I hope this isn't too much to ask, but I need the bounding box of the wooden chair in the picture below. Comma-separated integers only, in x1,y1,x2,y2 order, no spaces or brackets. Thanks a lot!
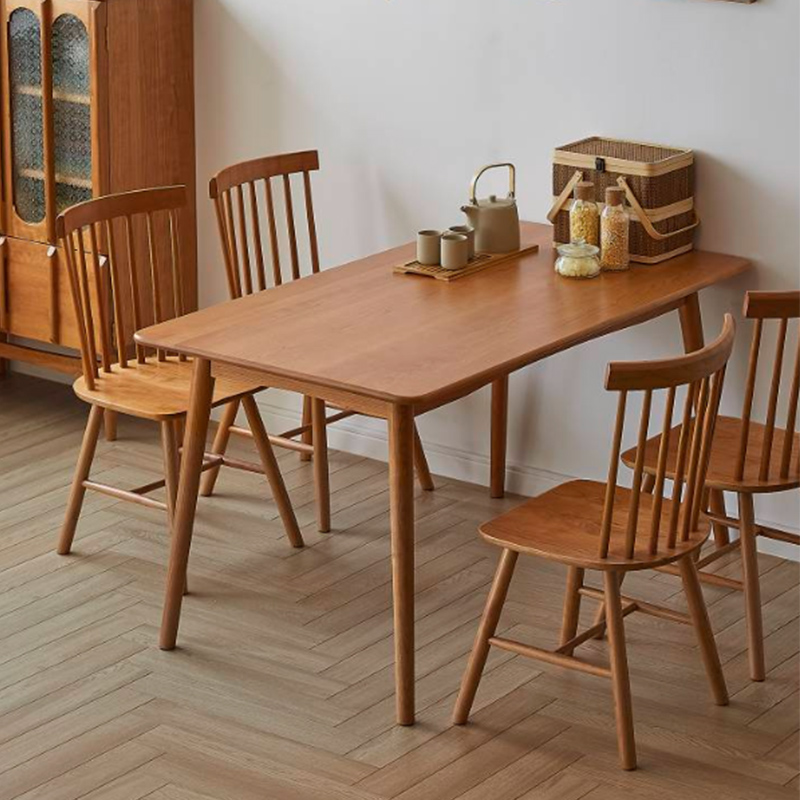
58,186,304,559
454,316,736,771
621,291,800,682
199,151,434,532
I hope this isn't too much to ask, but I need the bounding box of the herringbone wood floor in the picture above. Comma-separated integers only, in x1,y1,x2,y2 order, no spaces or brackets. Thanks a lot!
0,374,798,799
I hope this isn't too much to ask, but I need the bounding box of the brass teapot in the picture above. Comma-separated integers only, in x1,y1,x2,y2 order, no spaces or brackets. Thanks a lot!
461,163,520,254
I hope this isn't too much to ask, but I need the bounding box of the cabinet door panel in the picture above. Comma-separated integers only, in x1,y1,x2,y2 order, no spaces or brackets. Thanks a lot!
51,3,105,216
2,3,49,241
0,236,82,348
1,1,106,243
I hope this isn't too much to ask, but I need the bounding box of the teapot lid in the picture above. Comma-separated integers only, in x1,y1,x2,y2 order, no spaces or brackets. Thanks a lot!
474,193,516,209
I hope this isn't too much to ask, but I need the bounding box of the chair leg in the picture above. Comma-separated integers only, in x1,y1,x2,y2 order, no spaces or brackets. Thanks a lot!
592,572,625,640
453,548,518,724
161,419,180,521
739,492,765,681
413,424,435,492
311,397,331,533
593,480,652,639
199,399,239,497
104,409,118,442
604,570,636,771
559,567,585,655
241,395,304,548
161,418,188,596
300,395,313,462
59,404,104,555
708,488,730,547
678,555,728,705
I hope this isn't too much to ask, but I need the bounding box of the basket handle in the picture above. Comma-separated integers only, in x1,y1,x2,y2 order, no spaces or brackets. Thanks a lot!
617,176,700,241
546,170,583,223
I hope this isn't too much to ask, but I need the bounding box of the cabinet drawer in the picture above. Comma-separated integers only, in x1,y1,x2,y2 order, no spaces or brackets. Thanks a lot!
0,236,82,349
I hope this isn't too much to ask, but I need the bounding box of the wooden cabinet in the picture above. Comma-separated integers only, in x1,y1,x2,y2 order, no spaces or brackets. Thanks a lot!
0,0,195,375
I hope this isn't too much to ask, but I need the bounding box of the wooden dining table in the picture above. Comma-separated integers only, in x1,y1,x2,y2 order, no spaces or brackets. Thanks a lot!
135,221,751,726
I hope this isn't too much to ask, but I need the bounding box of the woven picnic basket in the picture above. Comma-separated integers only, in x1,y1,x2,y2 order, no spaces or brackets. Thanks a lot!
547,137,699,264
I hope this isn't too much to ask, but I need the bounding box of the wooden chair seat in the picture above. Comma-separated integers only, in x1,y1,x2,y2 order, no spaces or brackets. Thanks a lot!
73,356,263,420
480,480,709,571
622,416,800,494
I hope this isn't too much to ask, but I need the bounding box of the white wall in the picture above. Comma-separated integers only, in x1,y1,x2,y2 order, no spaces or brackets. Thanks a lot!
194,0,800,549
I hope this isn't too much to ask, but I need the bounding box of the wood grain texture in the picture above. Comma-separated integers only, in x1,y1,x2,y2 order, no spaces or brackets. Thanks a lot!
0,374,796,797
136,222,750,408
623,416,800,494
0,0,196,371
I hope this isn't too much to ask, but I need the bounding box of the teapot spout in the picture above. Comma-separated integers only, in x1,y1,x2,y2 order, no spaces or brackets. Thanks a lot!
461,204,477,220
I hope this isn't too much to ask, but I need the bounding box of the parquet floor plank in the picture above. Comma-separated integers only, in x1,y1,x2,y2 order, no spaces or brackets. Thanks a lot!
0,375,795,799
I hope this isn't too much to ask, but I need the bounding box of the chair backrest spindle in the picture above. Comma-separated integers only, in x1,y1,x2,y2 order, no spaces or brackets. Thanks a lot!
56,186,189,383
735,291,800,484
647,385,675,554
210,151,321,298
598,315,735,562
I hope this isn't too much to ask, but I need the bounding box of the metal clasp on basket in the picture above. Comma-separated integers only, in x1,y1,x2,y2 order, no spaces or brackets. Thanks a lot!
595,157,606,173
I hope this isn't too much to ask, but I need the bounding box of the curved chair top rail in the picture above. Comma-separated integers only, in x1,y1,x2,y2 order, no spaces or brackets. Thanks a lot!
209,150,322,295
210,150,319,199
606,314,736,392
56,186,187,239
744,290,800,320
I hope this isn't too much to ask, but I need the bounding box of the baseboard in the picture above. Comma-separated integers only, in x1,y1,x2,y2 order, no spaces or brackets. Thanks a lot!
254,395,799,563
9,361,74,385
253,395,570,498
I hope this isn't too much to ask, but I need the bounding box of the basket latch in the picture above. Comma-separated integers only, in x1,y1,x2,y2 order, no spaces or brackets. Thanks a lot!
595,157,606,173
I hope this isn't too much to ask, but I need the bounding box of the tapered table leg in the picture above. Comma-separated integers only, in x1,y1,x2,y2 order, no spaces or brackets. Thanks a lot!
388,403,416,725
679,292,705,353
311,397,331,533
159,358,215,651
490,376,508,499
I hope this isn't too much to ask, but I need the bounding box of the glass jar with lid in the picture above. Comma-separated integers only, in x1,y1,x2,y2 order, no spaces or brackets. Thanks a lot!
555,239,600,279
569,181,599,246
601,186,630,271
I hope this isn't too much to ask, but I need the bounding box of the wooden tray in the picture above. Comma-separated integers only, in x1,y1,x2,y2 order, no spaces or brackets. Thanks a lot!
393,243,540,282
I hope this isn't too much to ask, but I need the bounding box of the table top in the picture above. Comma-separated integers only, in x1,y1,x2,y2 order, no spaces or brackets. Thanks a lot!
136,223,751,407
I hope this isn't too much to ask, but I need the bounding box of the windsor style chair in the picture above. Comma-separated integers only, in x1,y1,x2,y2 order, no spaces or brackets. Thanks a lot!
58,186,304,558
454,316,736,771
622,291,800,682
199,151,434,532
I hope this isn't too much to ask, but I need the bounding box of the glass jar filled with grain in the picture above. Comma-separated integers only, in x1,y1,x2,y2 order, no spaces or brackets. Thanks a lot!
601,186,630,271
555,239,600,279
569,181,599,246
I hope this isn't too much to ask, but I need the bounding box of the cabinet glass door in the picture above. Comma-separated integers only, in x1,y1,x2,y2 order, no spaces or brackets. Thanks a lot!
8,8,45,225
52,13,92,214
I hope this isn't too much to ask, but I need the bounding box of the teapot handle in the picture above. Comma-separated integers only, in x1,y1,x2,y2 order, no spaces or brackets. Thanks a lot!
470,163,516,205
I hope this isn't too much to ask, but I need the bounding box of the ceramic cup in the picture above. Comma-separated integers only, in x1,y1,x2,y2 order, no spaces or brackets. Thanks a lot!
448,225,475,259
440,233,469,270
417,230,442,266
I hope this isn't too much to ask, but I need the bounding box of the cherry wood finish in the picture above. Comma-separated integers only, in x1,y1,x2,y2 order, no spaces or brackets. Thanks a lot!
201,151,433,533
57,186,301,559
0,0,196,378
623,290,800,682
456,318,735,770
136,221,751,725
